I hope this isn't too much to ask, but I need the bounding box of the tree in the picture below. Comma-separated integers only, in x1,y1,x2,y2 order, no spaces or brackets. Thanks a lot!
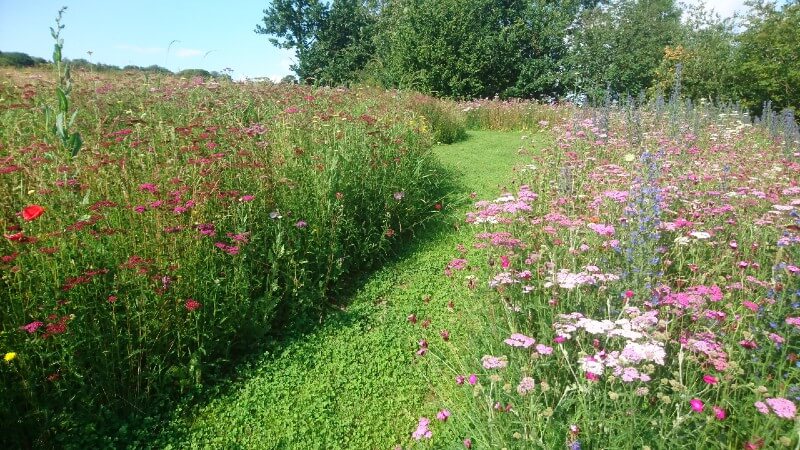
371,0,586,99
651,8,738,103
0,51,38,67
566,0,683,100
735,0,800,113
256,0,377,85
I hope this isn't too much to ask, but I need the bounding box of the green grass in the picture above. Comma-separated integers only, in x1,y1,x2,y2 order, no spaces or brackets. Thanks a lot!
140,131,543,448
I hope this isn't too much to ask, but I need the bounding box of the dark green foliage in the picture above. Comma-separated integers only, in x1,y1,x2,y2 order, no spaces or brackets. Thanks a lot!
0,51,40,67
651,9,739,103
176,68,213,78
256,0,378,85
566,0,683,100
372,0,584,99
735,0,800,114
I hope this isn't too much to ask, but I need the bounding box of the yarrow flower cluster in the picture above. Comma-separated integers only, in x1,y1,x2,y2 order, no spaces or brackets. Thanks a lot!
754,398,797,419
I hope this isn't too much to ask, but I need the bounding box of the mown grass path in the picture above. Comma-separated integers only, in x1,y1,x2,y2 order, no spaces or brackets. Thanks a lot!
158,131,544,449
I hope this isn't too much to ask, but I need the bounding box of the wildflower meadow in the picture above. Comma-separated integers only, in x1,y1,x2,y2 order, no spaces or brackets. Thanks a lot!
1,12,799,448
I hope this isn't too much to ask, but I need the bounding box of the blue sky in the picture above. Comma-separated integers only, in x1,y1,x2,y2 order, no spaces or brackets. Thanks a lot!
0,1,294,81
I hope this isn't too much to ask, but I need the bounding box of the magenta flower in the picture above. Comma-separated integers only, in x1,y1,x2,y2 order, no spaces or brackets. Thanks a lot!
500,255,510,269
436,409,450,421
702,374,718,385
713,406,726,420
19,321,44,334
468,374,477,385
690,398,704,412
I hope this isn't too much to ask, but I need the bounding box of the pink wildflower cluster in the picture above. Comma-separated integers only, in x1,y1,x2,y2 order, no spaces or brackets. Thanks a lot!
754,398,797,419
545,266,619,289
555,308,664,382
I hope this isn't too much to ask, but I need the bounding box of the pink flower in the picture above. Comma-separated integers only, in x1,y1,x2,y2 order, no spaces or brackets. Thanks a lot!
185,299,201,312
554,335,567,344
455,375,465,385
481,355,508,369
713,406,726,420
416,340,428,356
411,417,432,440
500,255,511,269
436,409,450,421
768,333,784,344
739,339,757,349
468,374,478,385
765,397,797,419
463,438,473,448
690,398,704,412
702,374,718,385
754,401,769,415
504,333,535,348
535,344,553,355
19,321,44,334
742,301,759,312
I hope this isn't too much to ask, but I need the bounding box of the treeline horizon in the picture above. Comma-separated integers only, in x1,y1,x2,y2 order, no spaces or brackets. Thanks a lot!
258,0,799,113
0,50,233,80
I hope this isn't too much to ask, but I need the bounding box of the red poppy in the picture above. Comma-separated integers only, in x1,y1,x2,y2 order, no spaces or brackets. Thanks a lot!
21,205,45,221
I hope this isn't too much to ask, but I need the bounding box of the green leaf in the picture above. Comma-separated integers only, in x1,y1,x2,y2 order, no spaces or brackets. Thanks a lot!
68,132,83,158
55,112,65,139
56,87,68,112
68,109,79,128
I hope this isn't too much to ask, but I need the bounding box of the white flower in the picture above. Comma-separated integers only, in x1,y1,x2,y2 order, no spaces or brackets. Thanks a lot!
674,236,691,246
690,231,711,239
